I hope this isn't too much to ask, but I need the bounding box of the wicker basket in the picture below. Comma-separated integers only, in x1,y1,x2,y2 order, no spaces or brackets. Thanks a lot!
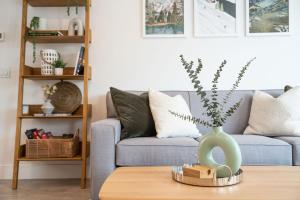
26,133,79,159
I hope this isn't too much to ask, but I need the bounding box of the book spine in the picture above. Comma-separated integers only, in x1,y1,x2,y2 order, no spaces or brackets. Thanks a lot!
28,33,59,36
76,46,85,75
73,52,80,75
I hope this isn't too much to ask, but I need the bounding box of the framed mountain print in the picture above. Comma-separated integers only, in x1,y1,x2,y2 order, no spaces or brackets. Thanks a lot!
143,0,186,37
194,0,238,37
246,0,291,36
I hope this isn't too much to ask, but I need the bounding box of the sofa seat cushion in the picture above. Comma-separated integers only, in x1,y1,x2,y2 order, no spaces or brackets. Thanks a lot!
196,135,292,165
116,137,198,166
276,137,300,165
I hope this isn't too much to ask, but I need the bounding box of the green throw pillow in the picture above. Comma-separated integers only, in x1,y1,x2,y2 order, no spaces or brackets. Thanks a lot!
110,87,156,140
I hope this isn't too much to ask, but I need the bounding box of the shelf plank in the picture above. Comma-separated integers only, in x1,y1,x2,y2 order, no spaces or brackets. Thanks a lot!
20,104,92,119
20,115,84,119
18,155,82,161
23,66,91,80
23,75,85,80
26,35,84,44
28,0,85,7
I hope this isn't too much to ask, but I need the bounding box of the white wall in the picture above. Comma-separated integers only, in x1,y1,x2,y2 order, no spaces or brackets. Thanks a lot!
0,0,299,179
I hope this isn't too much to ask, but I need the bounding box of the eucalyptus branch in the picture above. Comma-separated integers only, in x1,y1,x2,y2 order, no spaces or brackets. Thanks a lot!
222,58,256,105
169,111,212,127
221,98,243,123
180,55,211,117
210,60,226,126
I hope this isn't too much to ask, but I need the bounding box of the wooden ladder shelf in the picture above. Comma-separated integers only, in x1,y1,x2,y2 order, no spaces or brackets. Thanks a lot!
12,0,91,189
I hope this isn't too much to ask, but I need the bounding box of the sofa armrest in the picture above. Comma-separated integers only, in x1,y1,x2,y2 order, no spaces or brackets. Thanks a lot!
90,118,121,200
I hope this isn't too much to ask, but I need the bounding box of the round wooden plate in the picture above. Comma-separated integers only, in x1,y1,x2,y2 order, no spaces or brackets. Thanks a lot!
50,81,82,114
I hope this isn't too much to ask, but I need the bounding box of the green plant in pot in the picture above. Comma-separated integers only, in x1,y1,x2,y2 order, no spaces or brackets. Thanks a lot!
171,55,256,178
29,16,40,63
51,59,67,76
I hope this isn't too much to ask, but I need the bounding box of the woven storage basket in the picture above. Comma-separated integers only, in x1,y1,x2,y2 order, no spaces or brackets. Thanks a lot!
26,134,79,158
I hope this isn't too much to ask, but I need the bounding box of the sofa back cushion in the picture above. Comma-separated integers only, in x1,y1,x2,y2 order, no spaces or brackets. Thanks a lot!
189,90,254,134
106,89,283,134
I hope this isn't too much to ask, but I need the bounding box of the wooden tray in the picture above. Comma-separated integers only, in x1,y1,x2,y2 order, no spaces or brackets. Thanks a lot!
172,165,243,187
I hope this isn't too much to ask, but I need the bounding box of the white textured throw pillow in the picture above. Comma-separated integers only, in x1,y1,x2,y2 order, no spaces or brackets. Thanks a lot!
244,87,300,136
149,90,201,138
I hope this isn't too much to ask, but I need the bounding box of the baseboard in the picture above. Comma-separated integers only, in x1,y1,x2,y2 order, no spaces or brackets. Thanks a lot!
0,163,90,180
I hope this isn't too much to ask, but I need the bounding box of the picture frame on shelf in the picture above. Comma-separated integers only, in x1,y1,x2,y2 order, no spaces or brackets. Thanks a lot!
246,0,291,36
143,0,186,38
194,0,238,37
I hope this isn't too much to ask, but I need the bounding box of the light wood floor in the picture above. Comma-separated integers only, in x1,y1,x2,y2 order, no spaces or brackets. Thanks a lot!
0,179,90,200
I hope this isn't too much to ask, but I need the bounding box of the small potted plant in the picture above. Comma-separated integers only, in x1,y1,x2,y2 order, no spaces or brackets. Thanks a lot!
52,59,67,76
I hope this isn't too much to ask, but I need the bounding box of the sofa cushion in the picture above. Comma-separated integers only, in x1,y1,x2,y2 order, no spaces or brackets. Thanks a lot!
189,90,283,135
116,137,198,166
196,135,292,165
116,135,292,167
149,90,200,138
245,87,300,137
276,137,300,165
110,87,156,139
189,90,254,134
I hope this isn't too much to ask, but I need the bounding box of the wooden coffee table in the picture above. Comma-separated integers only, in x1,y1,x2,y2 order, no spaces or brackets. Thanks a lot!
99,166,300,200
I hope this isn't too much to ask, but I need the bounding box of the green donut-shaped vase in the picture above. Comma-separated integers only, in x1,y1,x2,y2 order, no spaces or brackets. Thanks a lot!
198,127,242,178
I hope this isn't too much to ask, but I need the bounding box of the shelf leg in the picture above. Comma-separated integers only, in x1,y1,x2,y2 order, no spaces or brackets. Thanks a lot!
80,0,91,189
12,160,20,189
80,142,87,189
12,0,27,189
12,119,22,189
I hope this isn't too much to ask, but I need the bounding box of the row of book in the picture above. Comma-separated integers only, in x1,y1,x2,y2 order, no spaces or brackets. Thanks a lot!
27,30,64,37
74,46,85,75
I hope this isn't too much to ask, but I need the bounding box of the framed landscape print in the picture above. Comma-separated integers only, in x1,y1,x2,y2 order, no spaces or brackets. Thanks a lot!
194,0,238,37
246,0,290,36
143,0,185,37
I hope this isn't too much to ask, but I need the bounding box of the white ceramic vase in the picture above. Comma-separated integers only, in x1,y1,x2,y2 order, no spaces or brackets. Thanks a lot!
198,127,242,178
40,49,60,75
41,99,54,115
55,68,64,75
68,18,84,36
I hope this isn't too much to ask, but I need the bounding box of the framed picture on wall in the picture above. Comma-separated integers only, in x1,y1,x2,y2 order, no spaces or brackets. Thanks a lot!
194,0,238,37
246,0,291,36
143,0,186,37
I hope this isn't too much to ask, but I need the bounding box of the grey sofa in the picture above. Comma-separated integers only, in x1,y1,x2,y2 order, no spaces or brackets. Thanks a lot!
91,90,300,200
